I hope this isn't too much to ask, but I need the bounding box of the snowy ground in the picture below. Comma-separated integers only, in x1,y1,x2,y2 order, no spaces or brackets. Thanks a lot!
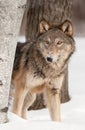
0,37,85,130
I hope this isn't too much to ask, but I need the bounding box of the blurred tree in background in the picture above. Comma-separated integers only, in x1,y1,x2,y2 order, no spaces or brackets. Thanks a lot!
73,0,85,36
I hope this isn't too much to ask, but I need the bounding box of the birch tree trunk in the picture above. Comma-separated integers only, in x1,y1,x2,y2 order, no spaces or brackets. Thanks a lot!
0,0,26,123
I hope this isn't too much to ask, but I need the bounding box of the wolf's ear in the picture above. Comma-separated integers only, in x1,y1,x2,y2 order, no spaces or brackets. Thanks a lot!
59,20,73,37
39,20,50,34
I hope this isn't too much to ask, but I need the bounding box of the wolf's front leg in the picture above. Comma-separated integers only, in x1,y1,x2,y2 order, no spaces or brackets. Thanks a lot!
21,92,36,119
45,87,61,122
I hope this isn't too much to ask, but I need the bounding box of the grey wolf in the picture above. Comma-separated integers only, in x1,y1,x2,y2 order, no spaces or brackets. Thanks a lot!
12,20,75,121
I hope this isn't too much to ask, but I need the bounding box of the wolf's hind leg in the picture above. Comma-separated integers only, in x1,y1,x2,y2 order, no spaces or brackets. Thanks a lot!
12,83,27,117
21,92,36,119
45,87,61,122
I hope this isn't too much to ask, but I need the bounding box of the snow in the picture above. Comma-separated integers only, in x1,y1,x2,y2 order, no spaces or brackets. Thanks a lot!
0,37,85,130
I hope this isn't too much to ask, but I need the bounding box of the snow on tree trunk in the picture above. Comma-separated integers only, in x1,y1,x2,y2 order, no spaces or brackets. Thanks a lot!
0,0,26,123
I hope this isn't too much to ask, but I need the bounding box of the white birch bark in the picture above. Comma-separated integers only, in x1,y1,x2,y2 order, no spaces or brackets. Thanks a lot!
0,0,26,123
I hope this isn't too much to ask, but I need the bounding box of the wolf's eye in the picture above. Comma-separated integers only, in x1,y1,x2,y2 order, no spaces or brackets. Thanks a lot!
57,41,63,46
44,41,49,47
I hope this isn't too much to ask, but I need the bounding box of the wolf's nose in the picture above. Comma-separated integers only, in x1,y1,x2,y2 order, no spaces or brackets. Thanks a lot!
46,57,53,63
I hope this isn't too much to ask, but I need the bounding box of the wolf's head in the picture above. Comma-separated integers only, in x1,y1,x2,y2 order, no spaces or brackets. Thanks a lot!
36,20,75,69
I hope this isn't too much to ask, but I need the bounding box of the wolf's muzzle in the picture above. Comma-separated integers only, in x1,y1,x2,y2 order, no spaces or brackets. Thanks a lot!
46,57,53,63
